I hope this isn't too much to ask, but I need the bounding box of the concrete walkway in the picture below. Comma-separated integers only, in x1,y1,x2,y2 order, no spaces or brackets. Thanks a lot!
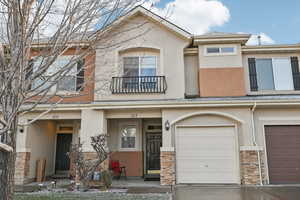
174,186,300,200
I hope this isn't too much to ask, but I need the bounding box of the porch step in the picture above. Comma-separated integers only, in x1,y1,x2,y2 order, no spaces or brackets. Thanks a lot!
144,174,160,181
52,172,70,179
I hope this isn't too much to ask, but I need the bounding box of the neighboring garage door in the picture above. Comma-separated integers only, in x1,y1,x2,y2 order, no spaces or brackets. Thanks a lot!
265,125,300,184
176,126,239,184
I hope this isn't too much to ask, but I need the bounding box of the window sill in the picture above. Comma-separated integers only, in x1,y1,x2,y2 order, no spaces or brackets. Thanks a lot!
56,91,80,96
248,90,300,96
204,53,237,57
118,148,138,152
28,91,80,96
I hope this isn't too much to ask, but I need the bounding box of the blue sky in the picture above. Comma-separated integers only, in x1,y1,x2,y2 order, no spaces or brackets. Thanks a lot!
151,0,300,45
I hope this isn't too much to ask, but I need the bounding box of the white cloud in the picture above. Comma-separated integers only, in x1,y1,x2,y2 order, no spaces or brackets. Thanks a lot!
246,33,275,45
143,0,230,34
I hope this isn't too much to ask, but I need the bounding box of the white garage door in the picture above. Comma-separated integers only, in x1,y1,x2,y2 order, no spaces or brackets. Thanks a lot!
176,126,239,184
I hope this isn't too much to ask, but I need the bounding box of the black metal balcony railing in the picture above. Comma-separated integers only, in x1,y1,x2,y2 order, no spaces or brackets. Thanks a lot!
110,76,167,94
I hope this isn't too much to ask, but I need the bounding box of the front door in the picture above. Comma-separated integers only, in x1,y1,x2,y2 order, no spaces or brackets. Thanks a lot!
146,133,162,178
55,134,72,172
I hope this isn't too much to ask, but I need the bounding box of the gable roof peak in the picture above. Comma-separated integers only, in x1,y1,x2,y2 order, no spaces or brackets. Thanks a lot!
123,5,192,40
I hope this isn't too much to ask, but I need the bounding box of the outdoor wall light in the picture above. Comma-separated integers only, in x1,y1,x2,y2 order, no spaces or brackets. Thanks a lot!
165,120,170,131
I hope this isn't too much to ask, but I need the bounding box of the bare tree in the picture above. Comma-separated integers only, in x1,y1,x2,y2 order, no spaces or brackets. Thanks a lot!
0,0,150,199
68,135,110,189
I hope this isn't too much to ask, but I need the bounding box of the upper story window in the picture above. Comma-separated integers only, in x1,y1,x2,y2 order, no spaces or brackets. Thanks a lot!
205,46,236,56
32,56,85,92
123,56,157,77
110,52,167,94
248,57,300,92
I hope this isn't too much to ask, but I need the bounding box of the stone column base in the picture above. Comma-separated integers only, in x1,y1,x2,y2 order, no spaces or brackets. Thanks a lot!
160,147,175,185
72,152,109,182
15,152,31,185
83,152,109,170
240,148,265,185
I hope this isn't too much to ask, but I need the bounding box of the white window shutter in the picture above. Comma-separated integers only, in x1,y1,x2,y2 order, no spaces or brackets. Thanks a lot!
272,58,294,90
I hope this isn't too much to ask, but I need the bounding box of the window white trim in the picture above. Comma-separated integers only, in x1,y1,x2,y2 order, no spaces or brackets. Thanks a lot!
204,45,237,56
272,57,293,90
118,122,138,151
254,57,294,91
32,55,80,93
56,124,74,133
123,55,157,76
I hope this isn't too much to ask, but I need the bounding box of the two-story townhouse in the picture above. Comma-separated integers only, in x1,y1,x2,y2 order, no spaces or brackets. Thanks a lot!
15,6,300,186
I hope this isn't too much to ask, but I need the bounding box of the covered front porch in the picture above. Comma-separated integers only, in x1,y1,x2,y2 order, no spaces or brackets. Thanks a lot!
15,110,82,185
107,118,162,181
16,119,81,184
15,108,166,186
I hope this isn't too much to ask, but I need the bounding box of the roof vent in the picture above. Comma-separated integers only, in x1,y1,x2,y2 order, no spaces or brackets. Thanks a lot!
258,35,262,45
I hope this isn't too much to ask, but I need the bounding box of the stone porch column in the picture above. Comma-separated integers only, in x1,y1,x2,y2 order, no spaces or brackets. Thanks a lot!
160,147,175,185
15,122,31,185
240,146,265,185
160,114,176,186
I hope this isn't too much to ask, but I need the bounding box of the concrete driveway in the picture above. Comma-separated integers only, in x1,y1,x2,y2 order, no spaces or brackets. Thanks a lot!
174,186,300,200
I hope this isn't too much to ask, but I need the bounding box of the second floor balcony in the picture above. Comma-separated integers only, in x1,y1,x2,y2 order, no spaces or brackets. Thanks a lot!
110,76,167,94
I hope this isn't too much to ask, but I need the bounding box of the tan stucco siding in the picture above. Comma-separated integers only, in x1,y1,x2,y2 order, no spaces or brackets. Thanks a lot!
107,119,143,152
198,44,243,68
26,121,57,179
106,108,161,119
95,15,189,100
196,43,245,97
80,109,106,152
23,111,81,120
199,67,246,97
184,55,199,96
162,107,253,148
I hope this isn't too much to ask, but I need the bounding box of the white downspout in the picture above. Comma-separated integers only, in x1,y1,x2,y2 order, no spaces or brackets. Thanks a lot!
251,102,263,186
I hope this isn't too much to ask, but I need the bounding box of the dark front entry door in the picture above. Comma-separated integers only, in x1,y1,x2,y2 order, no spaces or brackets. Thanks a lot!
146,133,162,178
55,134,72,172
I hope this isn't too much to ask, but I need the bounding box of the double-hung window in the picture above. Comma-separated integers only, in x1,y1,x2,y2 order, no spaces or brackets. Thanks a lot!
120,125,137,149
123,56,157,90
123,56,157,76
32,56,85,92
248,57,300,91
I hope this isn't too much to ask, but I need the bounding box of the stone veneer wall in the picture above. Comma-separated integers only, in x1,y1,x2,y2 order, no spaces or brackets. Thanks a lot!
73,152,109,182
160,150,175,185
240,150,265,185
82,152,109,170
15,152,31,185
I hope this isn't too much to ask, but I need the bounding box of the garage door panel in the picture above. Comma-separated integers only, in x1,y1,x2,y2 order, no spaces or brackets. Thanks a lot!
177,163,234,173
178,172,237,184
177,141,234,150
178,136,235,143
176,126,238,184
177,159,235,167
269,161,300,168
177,150,235,157
265,125,300,184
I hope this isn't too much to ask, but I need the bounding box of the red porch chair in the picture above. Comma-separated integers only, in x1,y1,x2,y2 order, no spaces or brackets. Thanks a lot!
110,160,127,179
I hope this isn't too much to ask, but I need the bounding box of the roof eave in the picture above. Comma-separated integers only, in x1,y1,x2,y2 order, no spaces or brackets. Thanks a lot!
133,6,192,40
193,35,251,45
242,44,300,54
